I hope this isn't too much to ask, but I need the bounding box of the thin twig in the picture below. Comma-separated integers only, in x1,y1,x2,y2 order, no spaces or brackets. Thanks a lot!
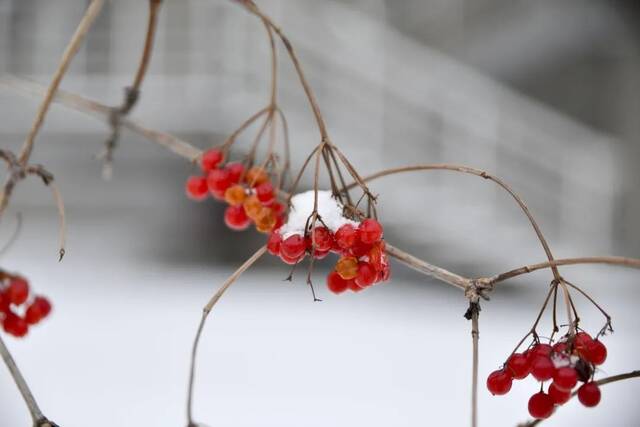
471,307,480,427
186,245,267,427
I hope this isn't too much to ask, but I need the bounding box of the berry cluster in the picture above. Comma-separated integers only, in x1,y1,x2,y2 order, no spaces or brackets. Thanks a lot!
185,149,285,234
0,275,52,338
487,332,607,420
267,218,390,294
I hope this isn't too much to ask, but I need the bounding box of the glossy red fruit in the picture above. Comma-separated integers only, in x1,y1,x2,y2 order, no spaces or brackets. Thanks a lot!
267,232,282,256
355,263,376,288
207,169,231,194
553,367,578,390
335,224,357,249
225,162,245,184
312,227,333,252
0,292,9,313
201,149,224,172
327,271,349,294
281,235,306,259
3,313,28,337
255,182,275,204
548,382,571,405
552,341,568,354
574,332,593,356
529,343,553,359
531,356,555,382
528,392,555,419
358,219,383,244
507,353,530,379
577,382,601,407
25,296,52,325
224,205,251,231
185,176,208,200
6,278,29,305
486,369,512,395
350,237,373,258
586,340,607,365
279,252,302,265
347,279,363,292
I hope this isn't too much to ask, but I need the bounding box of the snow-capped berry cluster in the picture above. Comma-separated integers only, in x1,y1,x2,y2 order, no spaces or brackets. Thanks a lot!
0,274,52,338
487,332,607,420
185,148,285,234
265,191,390,294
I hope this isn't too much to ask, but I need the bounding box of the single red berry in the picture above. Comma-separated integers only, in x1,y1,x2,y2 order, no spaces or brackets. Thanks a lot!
200,149,224,172
507,353,530,379
0,292,9,313
529,343,553,359
312,227,333,252
528,392,555,419
486,369,512,395
553,367,578,390
530,355,555,382
185,176,209,200
577,382,601,407
6,278,29,305
552,341,568,354
281,234,306,259
224,205,251,231
347,279,363,292
225,162,245,184
355,262,376,288
279,252,302,265
548,382,571,405
255,181,275,204
3,312,28,337
25,297,51,325
585,340,607,365
327,271,349,294
574,332,593,357
335,224,357,249
350,237,373,258
207,169,231,194
358,219,383,244
266,232,282,256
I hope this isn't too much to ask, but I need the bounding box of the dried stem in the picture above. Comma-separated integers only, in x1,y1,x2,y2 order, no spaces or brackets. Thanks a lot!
522,370,640,427
17,0,104,167
186,245,267,427
0,333,45,424
471,306,480,427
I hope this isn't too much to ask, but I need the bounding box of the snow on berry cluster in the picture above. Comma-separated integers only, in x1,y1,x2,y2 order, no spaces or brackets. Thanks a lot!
185,149,286,234
266,191,390,294
487,332,607,420
0,275,52,338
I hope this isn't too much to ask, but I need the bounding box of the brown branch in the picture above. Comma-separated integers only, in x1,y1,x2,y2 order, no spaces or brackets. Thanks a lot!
186,245,267,427
470,306,480,427
521,370,640,427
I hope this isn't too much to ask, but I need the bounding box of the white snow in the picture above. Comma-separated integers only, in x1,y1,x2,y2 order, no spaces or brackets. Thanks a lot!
278,190,359,238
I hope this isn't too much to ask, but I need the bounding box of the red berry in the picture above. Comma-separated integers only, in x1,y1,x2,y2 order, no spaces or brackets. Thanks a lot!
350,237,373,258
486,369,512,395
335,224,357,249
266,232,282,256
355,263,376,288
312,227,333,252
279,252,302,265
225,162,245,184
255,181,275,204
531,356,555,382
358,219,383,244
347,279,363,292
586,340,607,365
201,149,224,172
553,367,578,390
6,278,29,305
507,353,530,379
552,341,568,354
25,297,51,325
224,205,251,231
327,271,349,294
3,312,28,337
577,382,601,407
548,382,571,405
185,176,209,200
529,343,553,359
281,235,306,259
207,169,231,194
574,332,593,357
528,392,555,419
0,292,9,313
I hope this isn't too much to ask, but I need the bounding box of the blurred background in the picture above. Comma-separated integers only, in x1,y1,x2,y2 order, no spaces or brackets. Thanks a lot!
0,0,639,426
